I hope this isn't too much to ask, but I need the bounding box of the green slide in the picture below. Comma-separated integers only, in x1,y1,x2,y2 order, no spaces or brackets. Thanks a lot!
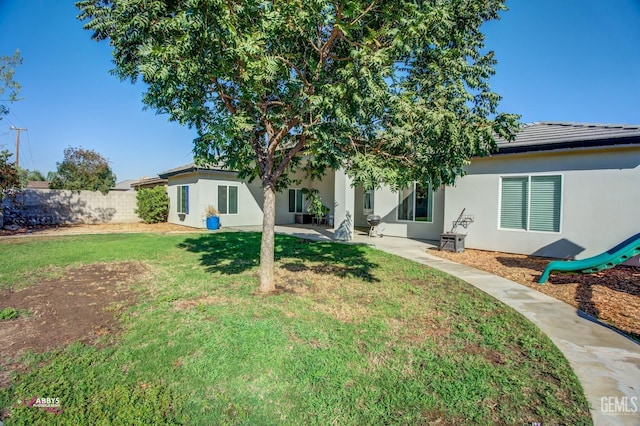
538,233,640,284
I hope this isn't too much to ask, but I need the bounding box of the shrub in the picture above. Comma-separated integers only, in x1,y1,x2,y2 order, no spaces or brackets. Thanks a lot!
135,186,169,224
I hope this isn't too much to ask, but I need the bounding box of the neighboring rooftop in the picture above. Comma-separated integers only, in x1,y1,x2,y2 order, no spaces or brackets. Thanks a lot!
112,179,138,191
495,122,640,154
158,162,232,178
130,176,168,190
26,181,50,189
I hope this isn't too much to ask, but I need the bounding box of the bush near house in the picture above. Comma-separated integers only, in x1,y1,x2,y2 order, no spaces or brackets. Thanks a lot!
135,186,168,224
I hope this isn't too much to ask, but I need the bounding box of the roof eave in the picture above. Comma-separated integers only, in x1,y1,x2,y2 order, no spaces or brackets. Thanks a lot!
495,135,640,155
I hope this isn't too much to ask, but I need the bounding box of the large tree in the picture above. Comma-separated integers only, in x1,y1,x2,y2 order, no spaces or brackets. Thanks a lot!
77,0,518,292
49,147,117,194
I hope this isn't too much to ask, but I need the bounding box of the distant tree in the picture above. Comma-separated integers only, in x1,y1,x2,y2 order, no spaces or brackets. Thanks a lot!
78,0,519,292
0,50,22,119
0,150,23,227
49,147,116,194
25,170,46,181
46,171,58,182
0,150,22,197
135,186,169,224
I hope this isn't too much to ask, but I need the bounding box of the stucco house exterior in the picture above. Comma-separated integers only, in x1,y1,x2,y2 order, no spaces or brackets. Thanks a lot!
159,122,640,260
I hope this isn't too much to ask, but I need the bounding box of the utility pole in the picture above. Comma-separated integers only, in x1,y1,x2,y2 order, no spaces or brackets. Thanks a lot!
9,125,26,168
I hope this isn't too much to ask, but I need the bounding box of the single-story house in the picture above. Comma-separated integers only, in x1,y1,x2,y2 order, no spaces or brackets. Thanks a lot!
158,122,640,260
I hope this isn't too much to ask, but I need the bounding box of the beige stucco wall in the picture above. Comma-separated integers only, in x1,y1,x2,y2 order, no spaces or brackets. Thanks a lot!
167,170,263,229
367,185,446,240
443,145,640,259
275,169,335,225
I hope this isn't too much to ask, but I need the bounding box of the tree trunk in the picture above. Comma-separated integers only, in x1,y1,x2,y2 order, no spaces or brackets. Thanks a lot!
258,184,276,293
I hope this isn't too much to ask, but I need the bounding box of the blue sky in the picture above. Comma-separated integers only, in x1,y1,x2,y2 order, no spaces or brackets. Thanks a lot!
1,1,639,181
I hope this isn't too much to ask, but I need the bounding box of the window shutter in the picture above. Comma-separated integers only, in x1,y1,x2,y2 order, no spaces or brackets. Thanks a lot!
500,177,528,230
288,190,295,212
229,186,238,214
184,186,189,214
296,189,303,213
530,176,561,232
218,186,227,214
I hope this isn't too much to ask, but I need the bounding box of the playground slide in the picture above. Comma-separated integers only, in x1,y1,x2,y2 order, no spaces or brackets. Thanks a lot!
538,233,640,284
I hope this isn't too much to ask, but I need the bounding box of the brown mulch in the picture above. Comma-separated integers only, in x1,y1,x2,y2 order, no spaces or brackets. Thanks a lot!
0,262,148,388
428,248,640,340
0,222,195,237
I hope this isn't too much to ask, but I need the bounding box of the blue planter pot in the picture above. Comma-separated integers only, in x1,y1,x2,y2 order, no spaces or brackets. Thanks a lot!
206,216,220,230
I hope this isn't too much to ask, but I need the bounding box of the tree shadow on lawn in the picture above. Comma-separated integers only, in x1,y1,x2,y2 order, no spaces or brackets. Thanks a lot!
177,232,379,282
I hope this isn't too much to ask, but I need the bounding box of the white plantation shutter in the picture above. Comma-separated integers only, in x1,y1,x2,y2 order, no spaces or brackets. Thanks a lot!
500,177,528,230
530,176,561,232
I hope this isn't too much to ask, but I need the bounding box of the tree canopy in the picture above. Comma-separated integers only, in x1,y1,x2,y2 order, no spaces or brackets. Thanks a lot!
25,170,46,181
0,150,22,202
77,0,519,291
49,147,117,194
0,50,22,119
0,51,23,211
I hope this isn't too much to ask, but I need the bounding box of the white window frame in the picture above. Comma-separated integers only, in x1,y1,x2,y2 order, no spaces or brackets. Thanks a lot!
288,188,304,213
396,182,433,223
218,185,239,215
363,189,374,215
177,185,189,214
498,173,563,233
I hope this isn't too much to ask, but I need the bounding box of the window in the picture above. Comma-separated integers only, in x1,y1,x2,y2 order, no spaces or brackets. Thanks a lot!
288,189,304,213
500,175,562,232
363,189,374,215
218,185,238,214
397,183,433,222
177,185,189,214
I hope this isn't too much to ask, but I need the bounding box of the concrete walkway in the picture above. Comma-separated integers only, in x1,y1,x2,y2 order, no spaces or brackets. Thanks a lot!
267,225,640,426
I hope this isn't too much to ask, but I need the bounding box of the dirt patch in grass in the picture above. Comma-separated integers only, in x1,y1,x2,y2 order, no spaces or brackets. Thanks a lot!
0,262,147,387
428,248,640,340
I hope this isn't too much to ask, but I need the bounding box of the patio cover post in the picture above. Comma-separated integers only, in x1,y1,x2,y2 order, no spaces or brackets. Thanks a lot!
333,168,355,241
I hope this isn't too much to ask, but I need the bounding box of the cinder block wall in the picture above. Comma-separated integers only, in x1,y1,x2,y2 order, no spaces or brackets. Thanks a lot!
3,189,140,225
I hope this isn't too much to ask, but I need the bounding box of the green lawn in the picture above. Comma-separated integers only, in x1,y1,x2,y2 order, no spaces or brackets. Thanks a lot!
0,232,591,425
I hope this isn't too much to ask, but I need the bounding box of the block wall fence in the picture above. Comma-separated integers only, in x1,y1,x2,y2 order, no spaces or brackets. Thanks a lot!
2,189,140,226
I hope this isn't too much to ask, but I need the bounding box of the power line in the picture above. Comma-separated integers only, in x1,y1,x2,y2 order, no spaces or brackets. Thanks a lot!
25,128,35,172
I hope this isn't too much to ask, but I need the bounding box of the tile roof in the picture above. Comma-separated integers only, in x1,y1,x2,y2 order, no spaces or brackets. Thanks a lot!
495,122,640,154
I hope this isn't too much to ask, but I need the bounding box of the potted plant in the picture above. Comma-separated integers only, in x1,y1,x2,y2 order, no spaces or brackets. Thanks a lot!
205,205,220,230
302,188,330,225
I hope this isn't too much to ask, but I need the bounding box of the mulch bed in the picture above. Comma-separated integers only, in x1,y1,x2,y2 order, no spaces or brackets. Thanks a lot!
428,248,640,341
